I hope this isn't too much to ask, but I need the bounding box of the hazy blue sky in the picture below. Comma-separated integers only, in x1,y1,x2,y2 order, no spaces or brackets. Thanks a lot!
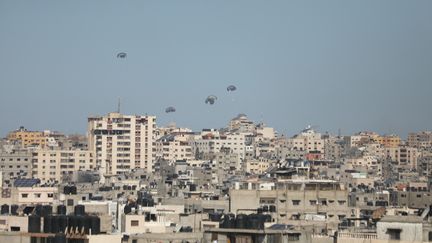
1,1,431,138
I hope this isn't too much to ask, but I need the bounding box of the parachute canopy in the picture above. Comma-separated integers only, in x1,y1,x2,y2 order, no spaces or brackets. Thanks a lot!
165,106,176,113
117,52,127,58
205,95,217,105
227,85,237,92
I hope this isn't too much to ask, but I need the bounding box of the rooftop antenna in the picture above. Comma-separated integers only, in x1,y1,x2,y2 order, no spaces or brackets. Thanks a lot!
117,97,121,113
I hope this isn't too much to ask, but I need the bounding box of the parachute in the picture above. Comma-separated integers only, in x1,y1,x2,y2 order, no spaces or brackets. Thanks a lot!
205,95,217,105
165,106,176,113
117,52,127,58
227,85,237,92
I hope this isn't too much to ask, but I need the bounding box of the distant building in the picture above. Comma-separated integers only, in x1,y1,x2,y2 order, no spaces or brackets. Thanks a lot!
32,149,95,183
228,114,255,133
0,150,32,184
385,146,419,170
87,112,156,177
373,135,401,148
408,131,432,148
7,126,47,148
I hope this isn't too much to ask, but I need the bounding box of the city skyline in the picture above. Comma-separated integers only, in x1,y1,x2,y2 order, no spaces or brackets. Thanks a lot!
1,0,432,137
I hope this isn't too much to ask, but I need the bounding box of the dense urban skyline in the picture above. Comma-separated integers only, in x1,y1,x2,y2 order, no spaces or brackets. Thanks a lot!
1,1,432,137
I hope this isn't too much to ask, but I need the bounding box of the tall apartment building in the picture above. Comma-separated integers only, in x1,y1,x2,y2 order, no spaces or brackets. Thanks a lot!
87,112,156,177
31,149,94,183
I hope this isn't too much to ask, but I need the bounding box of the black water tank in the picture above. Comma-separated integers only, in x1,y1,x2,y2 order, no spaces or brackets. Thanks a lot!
147,198,155,207
263,205,269,212
209,212,222,222
264,214,272,222
69,215,85,232
57,216,68,233
42,205,53,217
124,205,132,214
46,235,55,243
248,214,264,230
257,207,263,214
220,214,235,228
63,186,71,195
51,216,59,233
235,214,248,229
1,204,9,215
74,205,85,216
34,205,43,216
269,205,276,212
70,186,77,195
83,216,92,234
189,184,197,192
89,216,100,234
54,233,66,243
28,215,41,233
57,205,66,215
43,216,52,233
11,205,19,215
123,185,128,190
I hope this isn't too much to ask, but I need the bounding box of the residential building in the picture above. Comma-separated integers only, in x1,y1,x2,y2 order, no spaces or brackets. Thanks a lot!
32,149,95,183
87,112,156,177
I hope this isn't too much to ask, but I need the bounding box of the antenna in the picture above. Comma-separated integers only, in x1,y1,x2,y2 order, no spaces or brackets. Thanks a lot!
117,98,121,113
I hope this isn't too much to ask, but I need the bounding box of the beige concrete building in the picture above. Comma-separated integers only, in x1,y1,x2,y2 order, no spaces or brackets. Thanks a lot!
191,132,246,162
88,112,156,177
384,146,419,169
245,159,271,174
0,150,32,184
16,187,58,205
32,149,95,183
287,127,324,153
155,133,194,162
228,114,256,133
408,131,432,148
230,180,352,229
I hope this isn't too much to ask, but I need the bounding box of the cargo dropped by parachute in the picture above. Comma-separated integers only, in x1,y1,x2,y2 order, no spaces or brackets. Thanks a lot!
227,85,237,92
117,52,127,58
205,95,217,105
165,107,176,113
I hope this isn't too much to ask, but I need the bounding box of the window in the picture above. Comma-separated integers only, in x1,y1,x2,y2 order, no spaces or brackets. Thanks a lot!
47,193,54,198
35,193,41,198
310,200,317,205
21,193,28,198
131,220,139,227
292,200,301,205
67,199,74,206
287,233,300,241
387,229,401,240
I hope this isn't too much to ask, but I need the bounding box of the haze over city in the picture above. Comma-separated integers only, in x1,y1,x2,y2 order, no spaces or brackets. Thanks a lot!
1,0,432,138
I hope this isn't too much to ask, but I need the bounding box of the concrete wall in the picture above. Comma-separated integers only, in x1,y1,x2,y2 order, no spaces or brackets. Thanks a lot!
377,222,423,242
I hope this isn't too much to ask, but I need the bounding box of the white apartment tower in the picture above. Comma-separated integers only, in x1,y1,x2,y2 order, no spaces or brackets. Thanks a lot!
88,112,156,177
